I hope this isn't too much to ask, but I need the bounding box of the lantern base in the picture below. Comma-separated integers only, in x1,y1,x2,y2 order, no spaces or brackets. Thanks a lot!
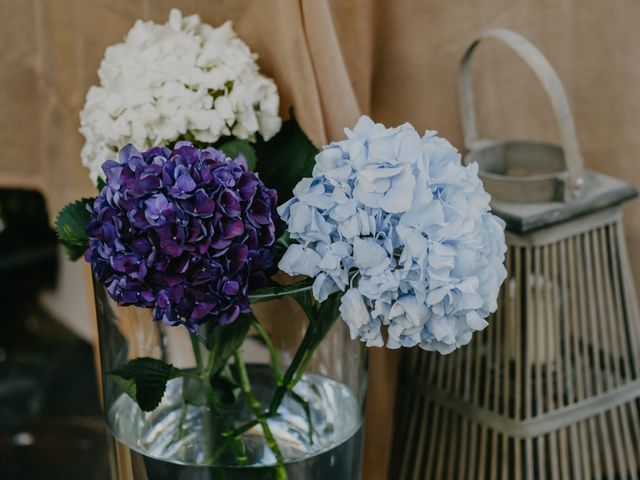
390,207,640,479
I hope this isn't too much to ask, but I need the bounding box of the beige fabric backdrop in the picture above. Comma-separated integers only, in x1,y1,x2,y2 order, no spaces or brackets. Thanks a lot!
2,1,639,479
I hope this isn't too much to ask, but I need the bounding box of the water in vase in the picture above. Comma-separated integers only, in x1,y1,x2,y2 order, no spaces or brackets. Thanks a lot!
108,367,363,479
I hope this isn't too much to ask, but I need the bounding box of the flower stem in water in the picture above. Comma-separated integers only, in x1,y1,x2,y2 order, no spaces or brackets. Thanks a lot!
268,321,315,416
251,317,283,384
189,333,204,376
189,333,247,466
233,351,287,479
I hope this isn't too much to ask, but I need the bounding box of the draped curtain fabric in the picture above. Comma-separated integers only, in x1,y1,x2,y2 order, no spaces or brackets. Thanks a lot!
2,1,639,479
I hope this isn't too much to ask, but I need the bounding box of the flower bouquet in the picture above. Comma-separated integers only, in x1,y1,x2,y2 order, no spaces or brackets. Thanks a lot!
56,10,506,480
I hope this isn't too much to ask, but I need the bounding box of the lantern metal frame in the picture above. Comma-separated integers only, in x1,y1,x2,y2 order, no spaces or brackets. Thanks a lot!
391,29,640,480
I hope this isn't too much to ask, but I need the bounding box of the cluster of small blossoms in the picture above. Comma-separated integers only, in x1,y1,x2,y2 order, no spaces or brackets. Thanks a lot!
85,142,280,332
277,116,507,353
80,9,281,184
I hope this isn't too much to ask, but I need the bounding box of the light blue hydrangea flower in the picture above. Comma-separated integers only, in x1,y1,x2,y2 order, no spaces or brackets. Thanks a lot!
277,116,507,354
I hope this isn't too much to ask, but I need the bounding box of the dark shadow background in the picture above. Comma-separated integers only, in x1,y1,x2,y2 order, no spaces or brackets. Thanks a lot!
0,189,109,480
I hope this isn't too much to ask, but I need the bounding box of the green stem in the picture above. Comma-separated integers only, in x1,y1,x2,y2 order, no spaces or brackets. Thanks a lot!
234,352,287,478
251,317,283,383
188,333,246,467
203,381,248,464
290,390,314,445
177,371,201,381
230,418,260,437
268,319,317,416
174,400,189,442
204,418,259,466
201,313,324,466
233,352,283,461
291,314,339,387
248,283,312,303
291,350,314,387
189,333,204,375
205,342,218,377
198,289,340,470
292,303,341,388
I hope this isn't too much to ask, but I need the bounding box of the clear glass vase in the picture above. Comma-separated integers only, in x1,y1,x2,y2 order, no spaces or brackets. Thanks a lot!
93,274,367,480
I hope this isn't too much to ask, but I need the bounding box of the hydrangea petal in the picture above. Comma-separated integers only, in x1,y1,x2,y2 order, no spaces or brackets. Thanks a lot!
86,142,280,331
79,9,281,185
278,115,507,354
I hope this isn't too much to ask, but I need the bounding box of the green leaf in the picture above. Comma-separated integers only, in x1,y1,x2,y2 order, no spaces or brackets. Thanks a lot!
112,375,136,400
55,198,94,261
97,177,107,191
254,115,319,202
220,139,258,172
204,314,252,375
248,278,313,304
315,291,343,323
275,231,292,250
109,357,180,412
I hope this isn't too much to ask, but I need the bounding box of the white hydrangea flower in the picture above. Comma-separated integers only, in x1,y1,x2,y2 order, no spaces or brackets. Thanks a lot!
80,9,281,184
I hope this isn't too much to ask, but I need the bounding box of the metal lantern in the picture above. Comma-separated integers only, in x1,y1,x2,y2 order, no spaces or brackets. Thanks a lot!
391,29,640,479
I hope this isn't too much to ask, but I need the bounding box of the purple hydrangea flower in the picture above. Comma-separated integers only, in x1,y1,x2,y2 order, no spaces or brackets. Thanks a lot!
85,142,281,332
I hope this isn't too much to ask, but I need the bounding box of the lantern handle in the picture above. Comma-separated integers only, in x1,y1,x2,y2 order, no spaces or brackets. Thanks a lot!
459,28,584,197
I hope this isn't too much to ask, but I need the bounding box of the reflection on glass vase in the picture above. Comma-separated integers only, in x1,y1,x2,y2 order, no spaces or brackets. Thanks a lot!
94,277,367,480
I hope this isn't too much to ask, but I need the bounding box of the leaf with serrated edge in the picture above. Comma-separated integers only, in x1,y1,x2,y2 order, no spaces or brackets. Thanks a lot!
109,357,180,412
55,198,94,260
